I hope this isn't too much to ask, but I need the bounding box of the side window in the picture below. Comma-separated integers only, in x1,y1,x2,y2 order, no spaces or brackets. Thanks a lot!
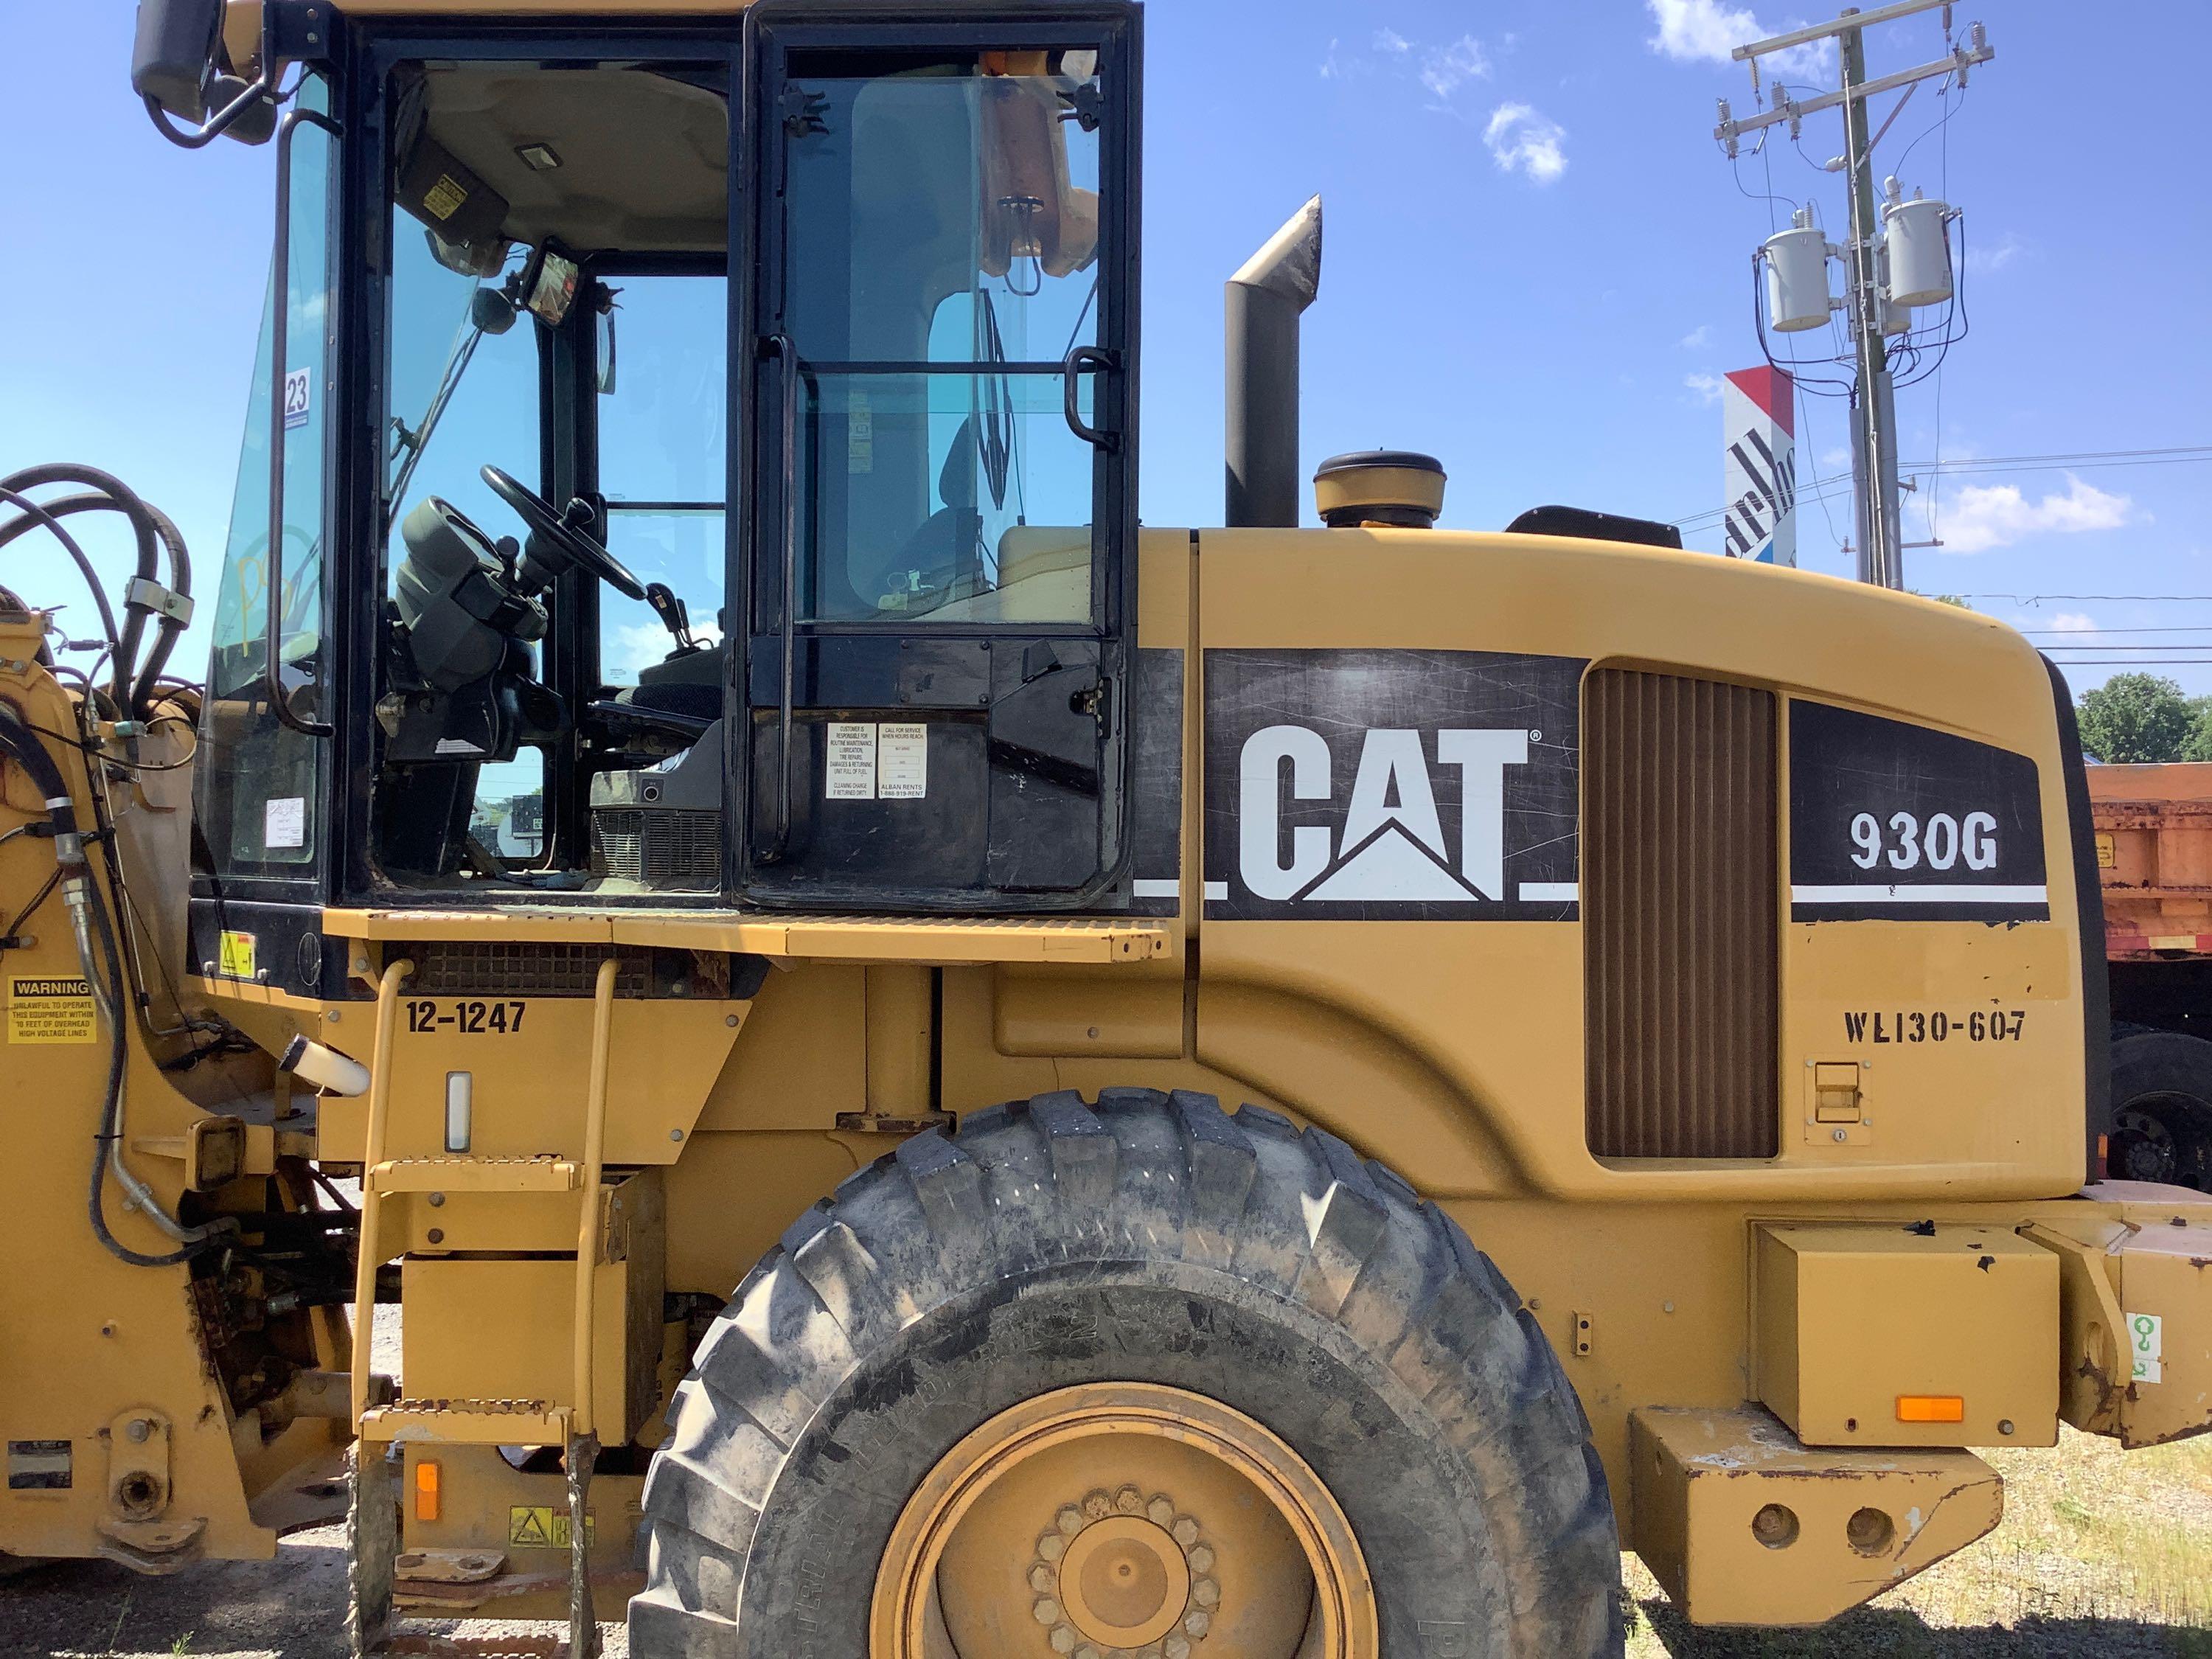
598,274,728,686
197,77,334,875
773,51,1108,627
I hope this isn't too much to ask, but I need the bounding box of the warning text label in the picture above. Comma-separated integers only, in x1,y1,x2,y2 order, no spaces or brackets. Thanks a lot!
7,978,96,1045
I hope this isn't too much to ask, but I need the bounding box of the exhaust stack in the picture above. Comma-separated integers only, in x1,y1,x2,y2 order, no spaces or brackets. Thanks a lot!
1225,196,1323,528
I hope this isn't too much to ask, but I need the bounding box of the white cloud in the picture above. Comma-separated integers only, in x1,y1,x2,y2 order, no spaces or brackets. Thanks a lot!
1646,0,1833,79
1320,38,1377,79
1681,324,1714,349
606,620,722,683
1938,475,2130,554
1966,231,2027,274
1419,35,1492,102
2047,611,2098,633
1684,372,1725,405
1484,103,1568,184
1323,28,1490,105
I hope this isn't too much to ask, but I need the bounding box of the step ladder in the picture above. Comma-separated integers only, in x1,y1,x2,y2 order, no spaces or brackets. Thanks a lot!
348,958,620,1659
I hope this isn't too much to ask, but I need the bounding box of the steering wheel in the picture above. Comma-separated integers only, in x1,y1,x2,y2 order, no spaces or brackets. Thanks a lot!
480,465,646,601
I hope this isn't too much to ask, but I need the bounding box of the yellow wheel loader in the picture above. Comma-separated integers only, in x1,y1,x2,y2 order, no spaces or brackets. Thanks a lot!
0,2,2205,1655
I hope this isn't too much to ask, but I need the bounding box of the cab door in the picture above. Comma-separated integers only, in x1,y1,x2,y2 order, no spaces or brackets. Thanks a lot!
739,6,1138,909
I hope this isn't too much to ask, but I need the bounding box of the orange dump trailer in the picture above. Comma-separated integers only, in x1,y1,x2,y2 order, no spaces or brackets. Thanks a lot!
2090,762,2212,1186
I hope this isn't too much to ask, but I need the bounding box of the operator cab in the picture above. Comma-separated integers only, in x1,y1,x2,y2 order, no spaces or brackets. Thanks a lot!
192,9,1136,932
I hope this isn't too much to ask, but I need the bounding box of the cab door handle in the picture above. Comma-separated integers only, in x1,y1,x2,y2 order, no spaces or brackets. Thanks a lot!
1062,346,1119,453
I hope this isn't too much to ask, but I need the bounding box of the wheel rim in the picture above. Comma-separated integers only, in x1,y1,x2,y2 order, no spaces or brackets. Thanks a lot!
2115,1102,2183,1183
871,1382,1379,1659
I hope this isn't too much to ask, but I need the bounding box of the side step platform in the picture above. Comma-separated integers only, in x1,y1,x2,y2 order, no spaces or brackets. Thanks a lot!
349,961,622,1659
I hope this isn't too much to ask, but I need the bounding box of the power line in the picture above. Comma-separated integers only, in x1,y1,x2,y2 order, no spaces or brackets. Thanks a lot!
1968,594,2212,605
1672,445,2212,530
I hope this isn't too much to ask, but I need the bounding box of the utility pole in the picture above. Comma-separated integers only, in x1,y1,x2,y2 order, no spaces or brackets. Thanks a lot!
1838,18,1904,588
1715,0,1992,590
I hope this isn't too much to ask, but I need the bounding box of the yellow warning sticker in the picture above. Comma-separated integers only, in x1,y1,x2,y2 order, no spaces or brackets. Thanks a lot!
422,173,468,221
7,977,97,1045
508,1506,594,1549
218,930,257,979
2096,830,2116,870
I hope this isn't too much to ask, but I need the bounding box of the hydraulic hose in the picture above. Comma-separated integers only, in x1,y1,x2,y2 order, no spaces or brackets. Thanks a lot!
0,700,226,1265
0,487,121,669
0,465,178,715
126,501,192,714
0,490,193,715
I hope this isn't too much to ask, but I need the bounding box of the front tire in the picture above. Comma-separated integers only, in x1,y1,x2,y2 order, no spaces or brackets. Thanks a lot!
629,1088,1621,1658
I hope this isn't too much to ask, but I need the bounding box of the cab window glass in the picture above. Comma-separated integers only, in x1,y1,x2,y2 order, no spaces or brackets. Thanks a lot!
599,274,727,685
198,74,333,874
774,51,1105,626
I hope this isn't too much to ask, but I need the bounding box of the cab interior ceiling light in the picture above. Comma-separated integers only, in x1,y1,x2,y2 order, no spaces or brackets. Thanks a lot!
516,142,562,172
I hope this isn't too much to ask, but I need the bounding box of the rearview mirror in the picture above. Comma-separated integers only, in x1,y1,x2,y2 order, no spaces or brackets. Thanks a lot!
131,0,225,120
133,0,277,148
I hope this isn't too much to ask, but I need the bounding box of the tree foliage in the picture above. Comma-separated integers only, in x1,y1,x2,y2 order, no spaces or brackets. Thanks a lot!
2077,673,2194,763
2183,698,2212,763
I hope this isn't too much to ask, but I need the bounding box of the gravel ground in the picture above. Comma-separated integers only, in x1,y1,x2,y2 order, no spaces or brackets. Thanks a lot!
6,1394,2205,1658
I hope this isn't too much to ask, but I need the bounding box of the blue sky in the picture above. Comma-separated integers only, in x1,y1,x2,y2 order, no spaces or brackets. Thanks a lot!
3,1,2207,698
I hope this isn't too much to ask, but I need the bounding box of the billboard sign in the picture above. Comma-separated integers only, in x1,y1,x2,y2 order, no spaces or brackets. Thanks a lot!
1722,366,1796,566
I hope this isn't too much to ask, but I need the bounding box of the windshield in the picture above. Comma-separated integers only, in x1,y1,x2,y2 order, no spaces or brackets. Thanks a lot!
383,234,539,552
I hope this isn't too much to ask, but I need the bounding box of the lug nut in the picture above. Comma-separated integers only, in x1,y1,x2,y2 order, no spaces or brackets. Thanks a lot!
1057,1506,1085,1536
1032,1598,1062,1626
1038,1531,1067,1560
1029,1563,1056,1593
1113,1484,1143,1513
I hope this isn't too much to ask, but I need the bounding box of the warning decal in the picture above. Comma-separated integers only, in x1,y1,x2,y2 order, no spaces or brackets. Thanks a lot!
7,978,96,1045
218,930,257,980
509,1506,595,1549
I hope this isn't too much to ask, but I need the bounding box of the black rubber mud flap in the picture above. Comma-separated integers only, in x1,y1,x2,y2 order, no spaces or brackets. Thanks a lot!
346,1443,399,1659
628,1088,1623,1658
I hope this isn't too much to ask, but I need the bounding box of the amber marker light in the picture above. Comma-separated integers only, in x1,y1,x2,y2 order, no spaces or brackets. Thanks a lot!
414,1458,442,1522
1896,1395,1966,1424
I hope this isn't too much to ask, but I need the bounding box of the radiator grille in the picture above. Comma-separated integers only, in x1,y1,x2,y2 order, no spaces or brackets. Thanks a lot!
401,943,656,998
1585,669,1778,1159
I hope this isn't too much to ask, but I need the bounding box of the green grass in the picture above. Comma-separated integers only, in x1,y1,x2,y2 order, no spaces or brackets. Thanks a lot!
1627,1427,2212,1657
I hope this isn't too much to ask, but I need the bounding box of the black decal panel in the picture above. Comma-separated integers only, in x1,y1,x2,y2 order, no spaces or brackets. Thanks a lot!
1790,700,2048,922
1126,649,1184,916
1203,649,1584,921
7,1439,71,1491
